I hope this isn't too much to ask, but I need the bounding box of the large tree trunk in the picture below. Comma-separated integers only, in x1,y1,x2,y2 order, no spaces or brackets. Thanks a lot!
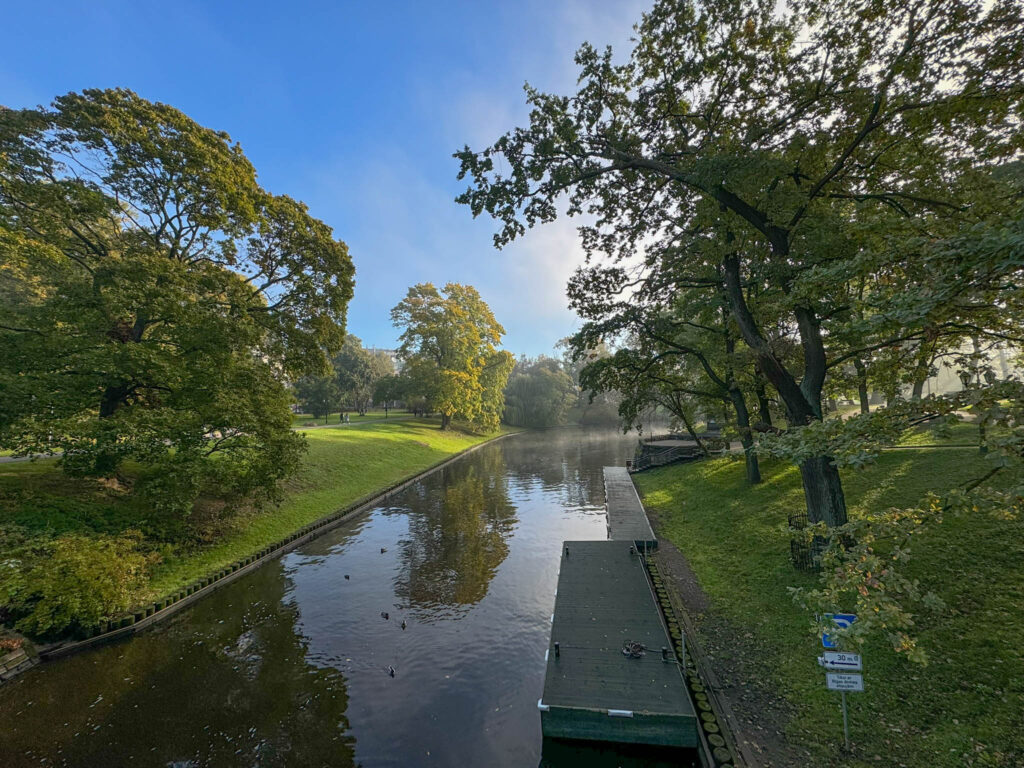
99,383,130,419
96,382,132,475
728,387,760,485
971,337,987,454
853,357,870,414
723,253,847,525
755,377,773,428
798,456,848,528
440,413,452,430
96,385,128,476
910,332,938,401
911,377,926,401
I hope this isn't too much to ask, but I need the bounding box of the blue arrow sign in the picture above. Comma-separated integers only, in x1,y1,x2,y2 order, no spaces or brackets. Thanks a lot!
822,613,857,649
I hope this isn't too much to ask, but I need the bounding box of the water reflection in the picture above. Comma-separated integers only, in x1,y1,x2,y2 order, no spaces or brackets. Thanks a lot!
0,429,679,768
393,450,517,614
502,429,631,510
0,562,354,767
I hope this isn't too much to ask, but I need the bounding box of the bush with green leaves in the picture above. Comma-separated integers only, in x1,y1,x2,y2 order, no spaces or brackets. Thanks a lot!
0,532,153,638
779,381,1024,663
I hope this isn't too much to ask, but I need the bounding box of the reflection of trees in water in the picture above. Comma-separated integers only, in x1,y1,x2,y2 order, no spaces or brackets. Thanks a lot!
394,450,517,614
0,563,356,768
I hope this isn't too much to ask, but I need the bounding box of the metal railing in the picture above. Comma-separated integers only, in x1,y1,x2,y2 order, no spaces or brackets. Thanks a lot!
630,444,703,472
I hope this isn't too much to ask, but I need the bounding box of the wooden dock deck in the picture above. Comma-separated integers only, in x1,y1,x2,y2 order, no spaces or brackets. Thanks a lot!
604,466,657,548
539,540,697,748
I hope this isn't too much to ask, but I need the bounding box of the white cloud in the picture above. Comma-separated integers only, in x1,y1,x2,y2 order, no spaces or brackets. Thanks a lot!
304,0,653,355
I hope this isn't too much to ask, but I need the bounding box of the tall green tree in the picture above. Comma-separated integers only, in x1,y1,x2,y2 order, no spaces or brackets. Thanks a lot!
294,375,341,422
373,374,409,411
456,0,1024,526
333,334,394,415
556,339,622,425
502,356,578,428
568,240,771,484
391,283,513,431
0,89,354,513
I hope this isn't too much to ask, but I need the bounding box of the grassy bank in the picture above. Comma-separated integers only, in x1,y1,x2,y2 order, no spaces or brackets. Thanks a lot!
147,419,511,596
634,449,1023,768
1,419,510,636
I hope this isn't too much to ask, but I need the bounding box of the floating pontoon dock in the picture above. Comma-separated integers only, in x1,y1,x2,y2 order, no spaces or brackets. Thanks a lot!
603,466,657,548
539,540,697,747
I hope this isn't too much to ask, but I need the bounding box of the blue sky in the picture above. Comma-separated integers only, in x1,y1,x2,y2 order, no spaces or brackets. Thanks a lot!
1,0,646,356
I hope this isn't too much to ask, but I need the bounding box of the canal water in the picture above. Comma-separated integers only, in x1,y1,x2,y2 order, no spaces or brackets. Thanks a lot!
0,429,695,767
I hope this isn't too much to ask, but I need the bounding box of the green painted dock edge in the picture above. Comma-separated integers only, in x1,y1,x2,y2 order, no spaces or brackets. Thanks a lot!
540,540,698,749
541,706,698,748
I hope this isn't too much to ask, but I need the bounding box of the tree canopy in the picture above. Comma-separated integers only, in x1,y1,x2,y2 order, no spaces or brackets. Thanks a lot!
391,283,513,431
502,356,578,428
456,0,1024,527
0,89,354,513
455,0,1024,661
333,334,394,414
294,374,341,422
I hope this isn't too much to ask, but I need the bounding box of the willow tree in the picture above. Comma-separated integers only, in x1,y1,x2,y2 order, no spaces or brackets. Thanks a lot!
0,89,354,512
391,283,513,431
456,0,1024,527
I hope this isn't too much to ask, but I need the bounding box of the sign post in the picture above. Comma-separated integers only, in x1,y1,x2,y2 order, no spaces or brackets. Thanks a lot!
841,689,849,750
818,614,861,750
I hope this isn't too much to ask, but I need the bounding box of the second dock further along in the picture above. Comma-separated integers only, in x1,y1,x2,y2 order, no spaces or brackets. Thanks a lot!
603,465,657,549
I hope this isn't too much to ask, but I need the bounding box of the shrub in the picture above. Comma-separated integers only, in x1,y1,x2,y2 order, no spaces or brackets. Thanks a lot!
0,532,153,639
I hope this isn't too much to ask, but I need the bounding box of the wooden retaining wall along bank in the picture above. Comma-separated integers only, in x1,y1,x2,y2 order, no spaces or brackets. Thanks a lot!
2,432,513,682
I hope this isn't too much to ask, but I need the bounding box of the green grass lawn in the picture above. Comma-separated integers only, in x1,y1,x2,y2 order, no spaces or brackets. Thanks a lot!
634,450,1023,768
0,419,510,615
897,418,985,447
146,419,509,596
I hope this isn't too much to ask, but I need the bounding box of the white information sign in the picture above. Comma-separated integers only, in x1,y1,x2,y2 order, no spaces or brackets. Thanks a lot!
826,672,864,692
822,651,862,671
